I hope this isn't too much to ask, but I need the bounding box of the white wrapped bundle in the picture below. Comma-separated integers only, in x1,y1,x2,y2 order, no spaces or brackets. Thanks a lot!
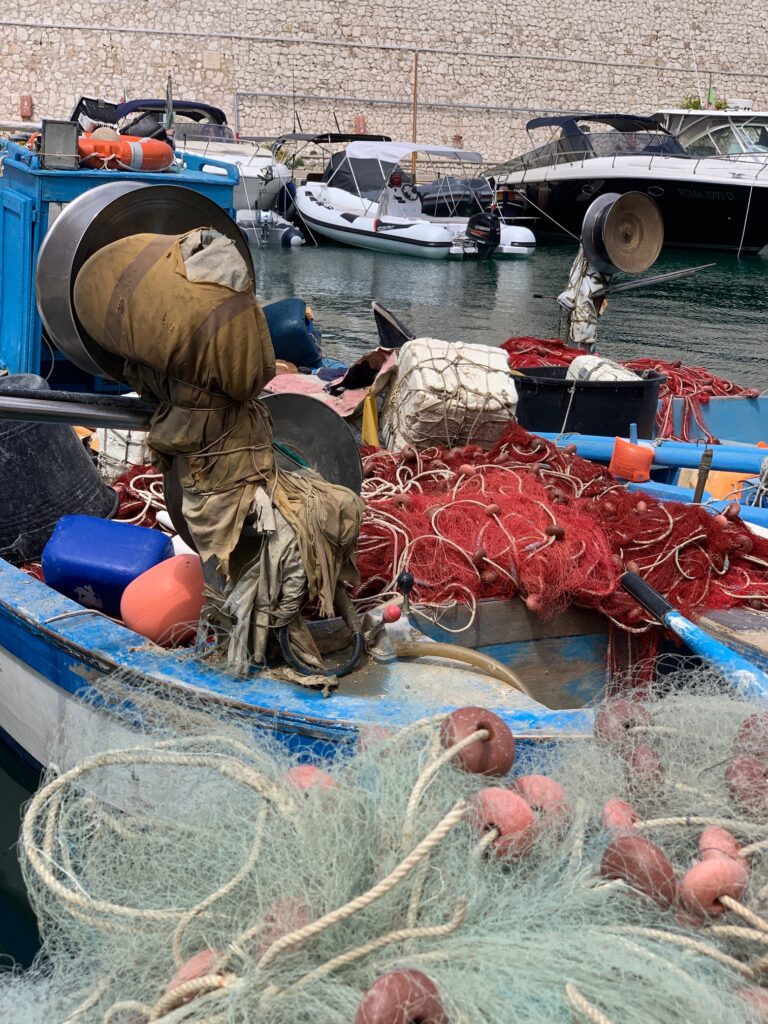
381,337,518,451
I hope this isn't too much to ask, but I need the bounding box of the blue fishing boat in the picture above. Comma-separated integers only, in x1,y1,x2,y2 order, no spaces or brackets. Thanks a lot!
0,129,766,775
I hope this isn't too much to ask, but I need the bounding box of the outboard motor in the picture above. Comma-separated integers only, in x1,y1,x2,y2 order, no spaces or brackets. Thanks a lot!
465,210,501,260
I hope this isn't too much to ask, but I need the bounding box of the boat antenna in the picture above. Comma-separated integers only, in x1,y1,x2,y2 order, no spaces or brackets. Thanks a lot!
292,63,297,134
333,111,341,133
687,30,704,106
165,70,175,131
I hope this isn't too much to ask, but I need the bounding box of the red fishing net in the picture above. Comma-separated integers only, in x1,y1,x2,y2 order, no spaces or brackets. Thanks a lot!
501,337,760,443
356,423,768,659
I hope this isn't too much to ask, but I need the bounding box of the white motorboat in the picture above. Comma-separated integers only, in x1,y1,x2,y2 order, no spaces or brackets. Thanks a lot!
293,140,536,260
112,99,293,214
496,113,768,253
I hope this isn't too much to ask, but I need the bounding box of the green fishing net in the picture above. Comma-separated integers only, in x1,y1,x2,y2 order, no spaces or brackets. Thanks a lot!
3,662,768,1023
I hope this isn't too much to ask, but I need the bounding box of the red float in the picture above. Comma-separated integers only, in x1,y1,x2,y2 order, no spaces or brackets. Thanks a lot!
284,765,336,791
439,707,515,776
602,798,638,834
471,787,536,859
600,835,677,908
515,775,571,833
355,969,447,1024
678,856,749,917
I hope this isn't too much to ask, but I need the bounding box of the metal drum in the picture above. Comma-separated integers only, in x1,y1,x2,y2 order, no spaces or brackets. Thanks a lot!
581,191,663,274
36,181,254,382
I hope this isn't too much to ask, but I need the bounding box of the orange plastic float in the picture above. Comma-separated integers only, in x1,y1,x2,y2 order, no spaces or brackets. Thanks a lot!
77,133,175,171
120,554,204,647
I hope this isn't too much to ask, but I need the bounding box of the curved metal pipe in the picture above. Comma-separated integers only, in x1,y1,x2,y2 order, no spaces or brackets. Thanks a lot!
392,640,535,698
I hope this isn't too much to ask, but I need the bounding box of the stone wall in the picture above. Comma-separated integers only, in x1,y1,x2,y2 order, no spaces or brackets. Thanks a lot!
2,0,768,161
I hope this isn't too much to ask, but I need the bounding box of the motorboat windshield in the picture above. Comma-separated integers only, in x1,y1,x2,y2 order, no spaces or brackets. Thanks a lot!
504,113,687,172
653,109,768,157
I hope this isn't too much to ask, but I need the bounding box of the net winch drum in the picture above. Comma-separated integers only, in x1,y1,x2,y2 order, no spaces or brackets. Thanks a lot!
0,375,118,565
36,181,254,383
581,191,664,274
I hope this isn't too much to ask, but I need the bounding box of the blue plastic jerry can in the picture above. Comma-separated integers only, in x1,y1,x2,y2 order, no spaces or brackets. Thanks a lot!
42,515,173,617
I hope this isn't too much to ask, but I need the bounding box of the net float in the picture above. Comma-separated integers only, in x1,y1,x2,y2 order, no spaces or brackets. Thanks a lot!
391,494,411,509
625,743,665,796
480,570,497,586
678,856,749,917
714,514,728,525
594,698,653,750
698,826,741,861
515,774,571,833
356,724,394,753
600,835,677,908
471,787,536,859
725,501,741,521
624,561,641,574
544,523,565,540
400,445,417,462
165,948,222,994
355,969,447,1024
602,798,638,834
485,503,501,517
472,547,487,566
726,756,768,815
735,711,768,758
524,593,543,613
458,463,477,477
732,534,753,555
439,706,515,776
259,897,311,952
284,764,336,791
563,444,577,455
635,501,648,513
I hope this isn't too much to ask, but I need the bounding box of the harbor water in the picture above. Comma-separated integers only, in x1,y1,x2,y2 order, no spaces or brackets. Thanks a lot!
1,240,767,964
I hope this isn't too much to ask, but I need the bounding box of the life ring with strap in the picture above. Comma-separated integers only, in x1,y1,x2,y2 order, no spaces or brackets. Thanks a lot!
77,133,175,172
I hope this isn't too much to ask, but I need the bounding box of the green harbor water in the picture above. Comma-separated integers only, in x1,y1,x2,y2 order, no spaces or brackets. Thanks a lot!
1,240,767,965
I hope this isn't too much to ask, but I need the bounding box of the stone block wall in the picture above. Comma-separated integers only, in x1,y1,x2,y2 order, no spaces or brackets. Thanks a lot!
2,1,767,161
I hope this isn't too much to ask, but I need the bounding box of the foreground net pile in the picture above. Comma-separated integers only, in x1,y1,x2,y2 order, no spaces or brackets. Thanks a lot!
356,423,768,661
502,337,760,442
5,668,768,1022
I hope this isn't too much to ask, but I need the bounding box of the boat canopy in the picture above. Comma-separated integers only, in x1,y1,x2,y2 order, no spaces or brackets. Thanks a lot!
116,99,228,124
344,140,483,163
273,132,392,149
322,151,399,198
526,113,670,135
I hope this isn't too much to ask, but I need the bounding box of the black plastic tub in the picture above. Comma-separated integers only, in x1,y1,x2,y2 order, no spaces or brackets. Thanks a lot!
514,366,665,439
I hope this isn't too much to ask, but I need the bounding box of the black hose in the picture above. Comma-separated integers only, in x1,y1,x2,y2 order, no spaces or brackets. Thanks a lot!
278,626,366,679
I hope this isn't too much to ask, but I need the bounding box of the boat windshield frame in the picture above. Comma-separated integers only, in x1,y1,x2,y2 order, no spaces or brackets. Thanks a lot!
502,118,688,173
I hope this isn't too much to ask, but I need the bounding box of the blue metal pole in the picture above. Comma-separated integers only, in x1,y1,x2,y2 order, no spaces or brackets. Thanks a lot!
538,433,768,475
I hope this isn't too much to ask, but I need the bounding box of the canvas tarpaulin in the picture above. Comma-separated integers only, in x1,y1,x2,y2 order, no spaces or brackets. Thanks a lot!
74,229,363,674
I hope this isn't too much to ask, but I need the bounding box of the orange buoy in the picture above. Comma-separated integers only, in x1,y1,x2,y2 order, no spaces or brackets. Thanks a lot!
77,133,175,171
120,554,204,647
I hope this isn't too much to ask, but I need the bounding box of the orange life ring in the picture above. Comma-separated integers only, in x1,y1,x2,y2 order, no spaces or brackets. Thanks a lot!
77,133,175,172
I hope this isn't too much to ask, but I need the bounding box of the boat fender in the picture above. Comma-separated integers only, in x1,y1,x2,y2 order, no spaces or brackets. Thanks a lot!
120,554,205,647
355,969,447,1024
439,706,515,776
77,132,175,171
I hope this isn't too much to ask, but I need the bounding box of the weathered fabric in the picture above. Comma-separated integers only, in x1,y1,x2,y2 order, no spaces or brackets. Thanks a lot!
74,230,363,675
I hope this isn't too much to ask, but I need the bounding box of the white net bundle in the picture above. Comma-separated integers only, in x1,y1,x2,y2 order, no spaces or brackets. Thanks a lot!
380,339,518,451
4,663,768,1023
